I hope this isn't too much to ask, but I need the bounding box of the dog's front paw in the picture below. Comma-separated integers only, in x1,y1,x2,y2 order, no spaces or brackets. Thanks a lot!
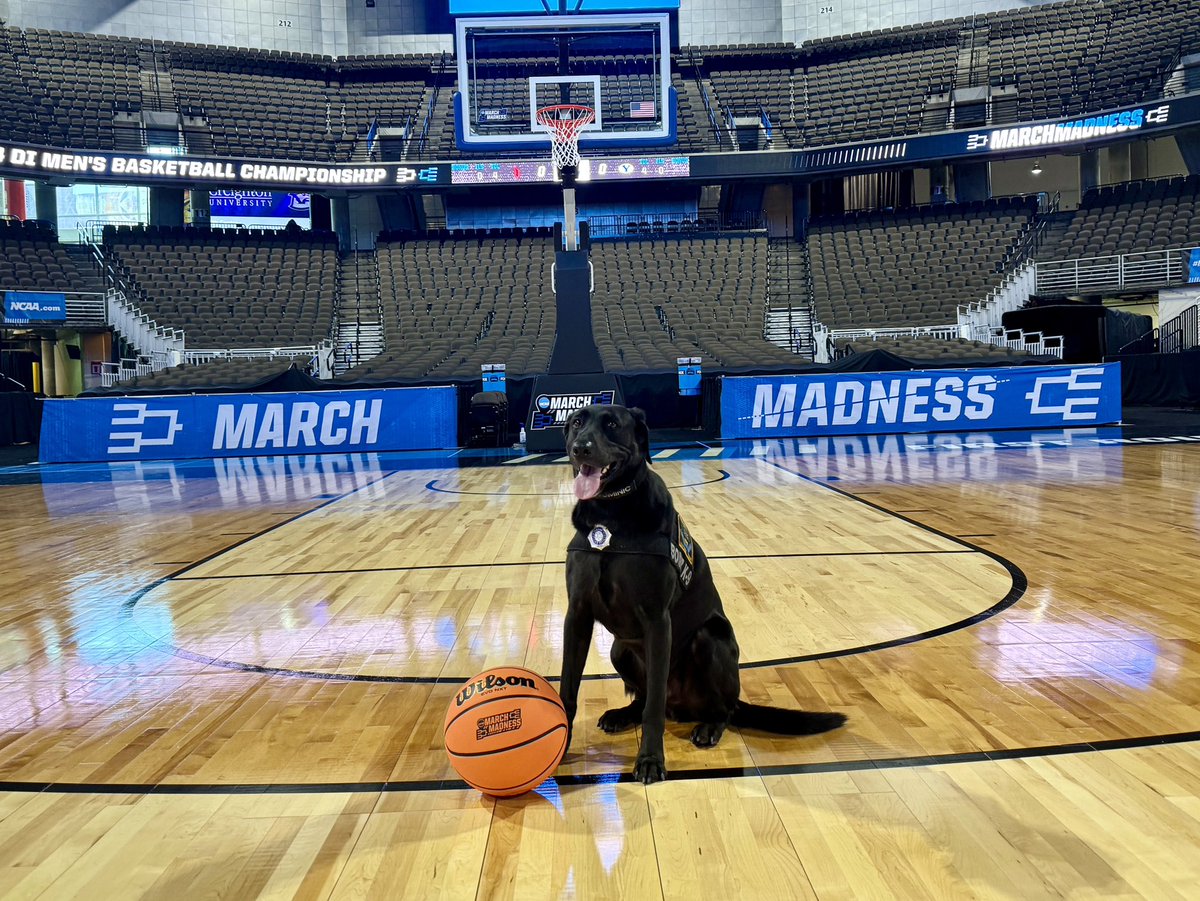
633,753,667,785
691,722,726,748
598,705,639,734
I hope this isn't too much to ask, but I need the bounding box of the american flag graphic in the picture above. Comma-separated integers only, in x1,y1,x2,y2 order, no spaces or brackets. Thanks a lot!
629,101,656,119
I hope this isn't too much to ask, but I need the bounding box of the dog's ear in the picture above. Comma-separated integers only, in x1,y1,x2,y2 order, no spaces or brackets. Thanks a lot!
629,407,651,464
563,407,584,448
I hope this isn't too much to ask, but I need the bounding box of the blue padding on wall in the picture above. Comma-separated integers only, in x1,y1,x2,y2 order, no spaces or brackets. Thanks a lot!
40,388,459,463
720,364,1123,439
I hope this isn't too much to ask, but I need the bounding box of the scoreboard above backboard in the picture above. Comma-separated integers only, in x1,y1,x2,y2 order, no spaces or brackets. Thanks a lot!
450,0,679,14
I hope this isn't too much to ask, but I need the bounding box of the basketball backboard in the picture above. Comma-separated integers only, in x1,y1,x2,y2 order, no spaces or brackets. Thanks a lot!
455,13,676,151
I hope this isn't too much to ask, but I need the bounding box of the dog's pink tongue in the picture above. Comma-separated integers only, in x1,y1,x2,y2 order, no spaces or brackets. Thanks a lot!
574,465,601,500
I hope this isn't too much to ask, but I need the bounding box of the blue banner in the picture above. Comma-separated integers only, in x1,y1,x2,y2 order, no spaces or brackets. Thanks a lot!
677,357,701,397
39,387,458,463
4,291,66,324
482,364,506,393
720,364,1122,439
209,190,311,220
1189,248,1200,284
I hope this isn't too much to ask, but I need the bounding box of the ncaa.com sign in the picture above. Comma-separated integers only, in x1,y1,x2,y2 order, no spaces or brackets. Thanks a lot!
720,364,1122,439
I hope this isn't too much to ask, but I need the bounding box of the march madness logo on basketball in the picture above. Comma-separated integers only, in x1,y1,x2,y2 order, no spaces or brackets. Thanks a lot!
454,672,537,707
476,709,522,741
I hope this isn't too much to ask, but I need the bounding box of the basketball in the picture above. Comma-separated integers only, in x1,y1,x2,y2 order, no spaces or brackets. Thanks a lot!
443,666,568,797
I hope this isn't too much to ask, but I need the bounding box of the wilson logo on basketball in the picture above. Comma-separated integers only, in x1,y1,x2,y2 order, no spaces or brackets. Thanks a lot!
476,709,523,741
455,673,536,707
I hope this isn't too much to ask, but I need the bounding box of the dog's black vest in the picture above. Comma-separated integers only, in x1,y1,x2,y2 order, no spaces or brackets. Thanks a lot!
567,511,695,588
568,512,722,667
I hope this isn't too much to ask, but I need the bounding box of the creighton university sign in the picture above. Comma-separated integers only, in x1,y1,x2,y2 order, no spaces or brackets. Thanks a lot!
720,364,1122,439
40,387,457,462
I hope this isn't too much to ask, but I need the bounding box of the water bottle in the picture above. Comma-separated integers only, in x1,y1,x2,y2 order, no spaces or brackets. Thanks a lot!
519,424,527,447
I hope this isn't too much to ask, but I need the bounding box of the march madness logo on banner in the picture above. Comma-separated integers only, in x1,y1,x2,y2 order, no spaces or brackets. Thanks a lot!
530,391,616,431
721,364,1122,439
39,388,458,463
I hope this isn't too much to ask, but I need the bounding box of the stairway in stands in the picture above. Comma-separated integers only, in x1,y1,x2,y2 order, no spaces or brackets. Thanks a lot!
765,237,814,358
334,251,384,374
954,21,990,90
138,47,177,113
61,244,108,294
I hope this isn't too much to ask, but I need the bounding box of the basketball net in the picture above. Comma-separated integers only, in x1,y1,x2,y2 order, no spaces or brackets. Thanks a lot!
536,104,595,173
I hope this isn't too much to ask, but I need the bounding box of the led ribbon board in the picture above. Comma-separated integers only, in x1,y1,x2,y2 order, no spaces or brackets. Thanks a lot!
2,93,1198,189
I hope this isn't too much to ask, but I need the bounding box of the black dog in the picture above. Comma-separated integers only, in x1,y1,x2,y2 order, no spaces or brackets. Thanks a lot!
559,404,846,784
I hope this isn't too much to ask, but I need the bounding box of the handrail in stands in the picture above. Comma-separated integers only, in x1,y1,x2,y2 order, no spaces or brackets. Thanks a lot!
1116,329,1159,355
1036,246,1196,294
415,52,449,158
683,51,727,150
585,211,765,239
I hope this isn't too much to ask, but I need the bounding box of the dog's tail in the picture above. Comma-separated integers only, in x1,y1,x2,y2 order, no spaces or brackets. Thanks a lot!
731,702,846,735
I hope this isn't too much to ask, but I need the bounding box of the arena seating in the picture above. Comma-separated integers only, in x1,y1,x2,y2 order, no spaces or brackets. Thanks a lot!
705,68,799,147
987,3,1104,122
800,37,958,147
342,235,557,380
1037,175,1200,260
835,333,1048,362
589,234,801,371
1087,0,1200,111
93,356,314,393
0,219,96,292
101,226,337,349
808,199,1037,330
0,31,51,144
21,29,142,149
168,46,341,160
3,0,1195,162
670,70,723,153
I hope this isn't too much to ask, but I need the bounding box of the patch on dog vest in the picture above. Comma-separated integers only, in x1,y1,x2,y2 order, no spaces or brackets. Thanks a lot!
588,525,612,550
569,513,695,590
670,514,695,588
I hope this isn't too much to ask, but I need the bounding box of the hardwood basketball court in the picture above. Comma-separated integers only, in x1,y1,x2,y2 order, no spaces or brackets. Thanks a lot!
2,427,1200,898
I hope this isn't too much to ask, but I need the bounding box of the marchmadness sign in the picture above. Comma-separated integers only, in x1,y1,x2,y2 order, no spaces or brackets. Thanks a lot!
530,391,616,431
39,387,457,462
720,364,1122,439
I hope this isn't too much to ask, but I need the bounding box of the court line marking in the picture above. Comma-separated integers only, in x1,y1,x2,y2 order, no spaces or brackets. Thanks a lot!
170,548,977,580
39,448,1030,797
700,448,725,457
424,470,730,498
4,730,1198,795
126,453,1017,681
503,454,547,465
652,448,680,459
118,468,406,617
123,457,1023,684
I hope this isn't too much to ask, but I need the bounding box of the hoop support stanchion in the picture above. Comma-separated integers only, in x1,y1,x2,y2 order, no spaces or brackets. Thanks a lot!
538,105,595,252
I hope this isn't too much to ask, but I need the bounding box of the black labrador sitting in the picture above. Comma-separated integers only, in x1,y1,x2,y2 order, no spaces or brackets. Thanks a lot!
559,404,847,784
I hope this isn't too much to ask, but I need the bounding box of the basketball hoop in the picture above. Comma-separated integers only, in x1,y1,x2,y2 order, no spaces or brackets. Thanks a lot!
536,104,595,173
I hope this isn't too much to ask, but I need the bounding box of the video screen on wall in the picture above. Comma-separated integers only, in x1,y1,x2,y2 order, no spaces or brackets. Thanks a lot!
55,183,150,242
209,191,311,230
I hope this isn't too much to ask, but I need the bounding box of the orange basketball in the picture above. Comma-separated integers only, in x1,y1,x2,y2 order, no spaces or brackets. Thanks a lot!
443,665,568,798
